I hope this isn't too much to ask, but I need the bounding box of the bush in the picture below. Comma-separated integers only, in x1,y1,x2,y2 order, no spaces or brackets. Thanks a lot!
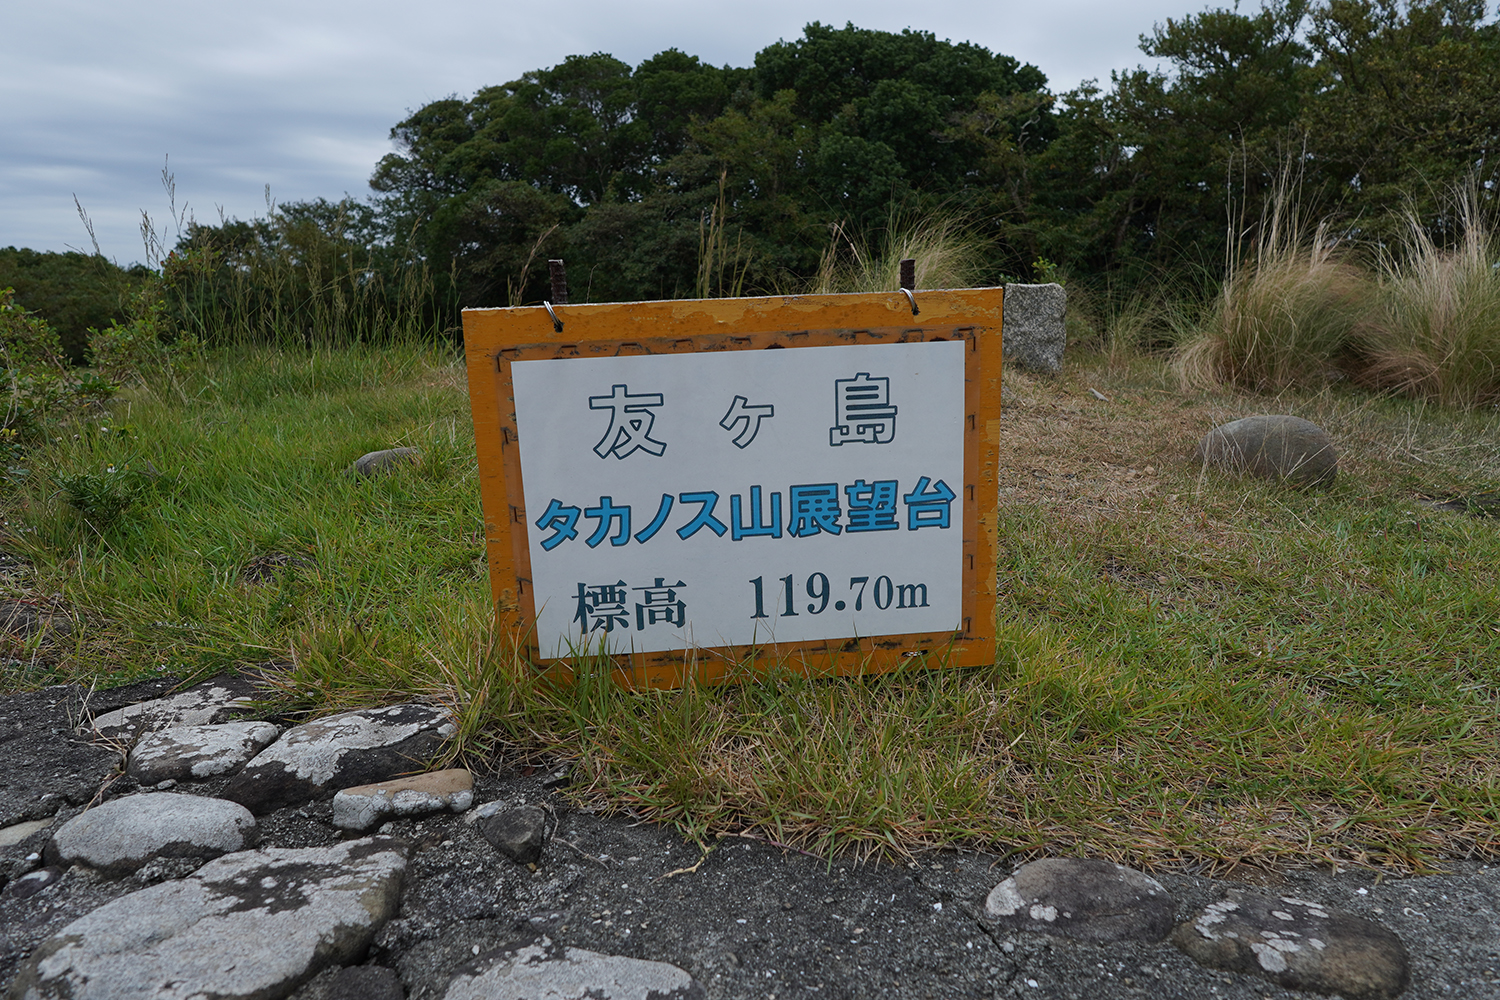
0,288,115,445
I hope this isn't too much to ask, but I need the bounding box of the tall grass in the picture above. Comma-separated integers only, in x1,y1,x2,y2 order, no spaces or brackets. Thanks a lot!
811,214,989,293
1361,189,1500,409
167,213,449,350
1177,174,1500,409
1176,186,1375,392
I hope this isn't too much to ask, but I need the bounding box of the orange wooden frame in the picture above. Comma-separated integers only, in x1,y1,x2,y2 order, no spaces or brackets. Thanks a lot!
461,288,1003,687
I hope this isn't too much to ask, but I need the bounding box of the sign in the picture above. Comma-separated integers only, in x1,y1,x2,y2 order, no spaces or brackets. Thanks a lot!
462,290,1003,687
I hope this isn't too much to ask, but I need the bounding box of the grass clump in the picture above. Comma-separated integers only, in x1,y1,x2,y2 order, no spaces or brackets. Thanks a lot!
1176,193,1374,393
1361,191,1500,409
811,214,990,293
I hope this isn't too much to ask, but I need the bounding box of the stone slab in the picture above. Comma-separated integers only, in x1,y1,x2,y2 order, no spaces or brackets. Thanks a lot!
85,675,259,741
442,934,704,1000
984,858,1175,943
9,837,407,1000
221,704,456,814
127,721,281,784
332,768,473,831
47,793,255,874
1172,889,1410,999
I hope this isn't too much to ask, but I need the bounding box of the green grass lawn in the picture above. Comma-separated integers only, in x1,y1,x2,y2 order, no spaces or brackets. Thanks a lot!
3,343,1497,873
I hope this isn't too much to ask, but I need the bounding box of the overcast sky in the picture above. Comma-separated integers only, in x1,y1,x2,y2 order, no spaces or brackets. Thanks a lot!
3,0,1199,263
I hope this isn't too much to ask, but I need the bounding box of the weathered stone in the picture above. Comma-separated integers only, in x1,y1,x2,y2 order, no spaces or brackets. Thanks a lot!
983,858,1175,943
1002,283,1067,373
126,721,280,784
333,768,473,831
46,792,255,874
3,865,62,900
1193,414,1338,487
1172,890,1410,999
0,818,54,848
350,448,422,477
85,674,259,741
474,803,548,865
221,704,456,814
10,837,407,1000
443,934,704,1000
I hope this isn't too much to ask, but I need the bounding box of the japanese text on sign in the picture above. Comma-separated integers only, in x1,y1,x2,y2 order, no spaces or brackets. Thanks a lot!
511,341,965,656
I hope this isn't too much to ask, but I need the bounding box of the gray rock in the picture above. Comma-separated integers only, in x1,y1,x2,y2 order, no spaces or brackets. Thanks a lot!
1172,889,1410,999
350,448,421,477
85,675,259,741
221,704,456,814
0,818,54,848
474,803,548,865
333,768,473,832
127,721,280,784
1193,414,1339,487
443,934,704,1000
9,837,407,1000
3,865,63,900
983,858,1175,943
46,793,255,874
1002,283,1067,373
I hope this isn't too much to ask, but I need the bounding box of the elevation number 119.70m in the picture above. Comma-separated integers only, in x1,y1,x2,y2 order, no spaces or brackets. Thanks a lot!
749,573,930,618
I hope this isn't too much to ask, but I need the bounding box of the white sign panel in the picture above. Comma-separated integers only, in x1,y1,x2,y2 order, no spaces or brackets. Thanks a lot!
511,341,965,656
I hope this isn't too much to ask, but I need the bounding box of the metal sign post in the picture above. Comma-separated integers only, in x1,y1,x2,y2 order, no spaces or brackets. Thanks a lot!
462,288,1003,687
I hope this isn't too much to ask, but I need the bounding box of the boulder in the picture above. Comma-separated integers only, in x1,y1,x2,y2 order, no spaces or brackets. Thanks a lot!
85,675,259,741
350,448,422,477
46,793,255,874
1002,284,1067,373
332,768,474,831
221,704,456,814
127,721,281,784
443,934,704,1000
1172,890,1410,999
1193,415,1338,487
10,837,407,1000
983,858,1175,943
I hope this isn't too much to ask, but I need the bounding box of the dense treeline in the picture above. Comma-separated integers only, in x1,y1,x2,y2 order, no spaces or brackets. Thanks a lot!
8,0,1498,345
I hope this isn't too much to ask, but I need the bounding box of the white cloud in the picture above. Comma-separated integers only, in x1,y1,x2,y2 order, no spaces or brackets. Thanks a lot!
3,0,1190,261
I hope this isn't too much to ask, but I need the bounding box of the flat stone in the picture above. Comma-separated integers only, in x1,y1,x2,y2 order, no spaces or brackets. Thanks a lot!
983,858,1175,943
127,721,281,784
46,792,255,874
333,768,473,831
443,934,704,999
474,802,548,865
1193,414,1338,487
1002,283,1067,373
0,818,54,847
10,837,407,1000
350,447,421,477
85,674,259,741
1172,889,1410,999
221,704,456,814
